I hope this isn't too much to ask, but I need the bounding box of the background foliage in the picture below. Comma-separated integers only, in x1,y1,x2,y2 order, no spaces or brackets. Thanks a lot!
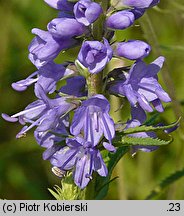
0,0,184,199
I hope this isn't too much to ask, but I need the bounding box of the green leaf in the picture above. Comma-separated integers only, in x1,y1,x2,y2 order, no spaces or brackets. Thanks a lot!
144,113,159,126
146,168,184,200
94,146,129,199
114,136,173,147
117,118,180,135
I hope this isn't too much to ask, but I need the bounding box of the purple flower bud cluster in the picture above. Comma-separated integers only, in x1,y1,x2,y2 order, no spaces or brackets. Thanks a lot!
2,0,172,189
106,0,160,30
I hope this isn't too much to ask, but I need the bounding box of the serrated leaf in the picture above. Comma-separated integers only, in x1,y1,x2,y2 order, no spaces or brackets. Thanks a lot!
146,168,184,200
114,136,173,147
117,118,180,135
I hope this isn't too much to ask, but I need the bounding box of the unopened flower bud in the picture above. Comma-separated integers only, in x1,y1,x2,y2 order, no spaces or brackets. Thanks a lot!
116,40,151,60
106,10,135,30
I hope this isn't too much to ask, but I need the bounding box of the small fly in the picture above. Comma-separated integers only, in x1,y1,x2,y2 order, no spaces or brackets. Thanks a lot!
51,166,66,178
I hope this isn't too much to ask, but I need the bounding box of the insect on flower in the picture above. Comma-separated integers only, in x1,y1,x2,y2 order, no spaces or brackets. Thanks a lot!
51,166,66,178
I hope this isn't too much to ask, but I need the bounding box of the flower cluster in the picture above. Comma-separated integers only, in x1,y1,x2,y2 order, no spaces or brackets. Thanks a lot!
2,0,172,189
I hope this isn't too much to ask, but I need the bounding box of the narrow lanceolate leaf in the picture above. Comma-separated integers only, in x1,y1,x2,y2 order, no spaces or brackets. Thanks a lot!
146,168,184,200
114,136,173,147
144,113,159,126
48,186,62,200
117,118,180,135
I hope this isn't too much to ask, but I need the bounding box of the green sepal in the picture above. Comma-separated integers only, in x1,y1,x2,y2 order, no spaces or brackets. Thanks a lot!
75,59,89,78
110,0,132,11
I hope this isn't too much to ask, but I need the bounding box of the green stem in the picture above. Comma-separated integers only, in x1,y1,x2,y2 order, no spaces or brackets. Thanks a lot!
87,0,110,97
87,73,103,96
84,0,111,199
139,12,184,132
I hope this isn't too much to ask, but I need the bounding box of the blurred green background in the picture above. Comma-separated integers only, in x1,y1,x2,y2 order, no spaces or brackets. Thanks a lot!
0,0,184,199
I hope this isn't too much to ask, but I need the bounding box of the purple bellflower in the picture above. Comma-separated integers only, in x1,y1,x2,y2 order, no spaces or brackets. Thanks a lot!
29,28,76,68
49,136,108,189
2,84,76,138
106,10,135,30
47,18,86,39
70,94,115,148
109,56,171,112
12,62,75,93
44,0,74,11
34,118,68,148
116,40,151,60
73,0,103,26
2,0,174,191
78,38,113,74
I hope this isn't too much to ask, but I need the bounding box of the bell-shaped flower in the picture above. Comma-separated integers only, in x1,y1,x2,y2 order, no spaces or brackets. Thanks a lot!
49,136,108,189
29,28,76,68
115,40,151,60
106,10,135,30
34,118,68,148
12,62,75,93
109,57,171,112
47,18,86,39
74,0,102,26
70,94,115,146
35,63,75,95
78,38,113,74
2,84,76,138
